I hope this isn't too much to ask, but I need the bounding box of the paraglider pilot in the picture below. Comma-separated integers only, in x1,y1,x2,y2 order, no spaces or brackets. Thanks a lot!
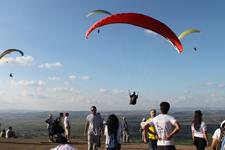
9,73,13,78
129,90,138,105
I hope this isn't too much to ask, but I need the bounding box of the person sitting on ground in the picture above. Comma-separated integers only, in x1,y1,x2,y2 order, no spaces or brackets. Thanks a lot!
104,114,122,150
128,90,138,105
0,129,6,138
6,126,16,138
211,120,225,150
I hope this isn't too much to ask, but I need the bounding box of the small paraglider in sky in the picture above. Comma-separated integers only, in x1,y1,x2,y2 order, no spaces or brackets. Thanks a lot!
178,28,200,40
9,73,13,78
128,90,138,105
0,49,24,60
194,47,197,51
86,10,112,18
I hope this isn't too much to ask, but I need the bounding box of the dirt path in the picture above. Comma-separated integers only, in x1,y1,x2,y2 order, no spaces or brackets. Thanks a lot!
0,138,211,150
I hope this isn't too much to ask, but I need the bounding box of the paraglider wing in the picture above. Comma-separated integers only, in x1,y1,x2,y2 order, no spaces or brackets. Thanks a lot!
86,13,183,53
0,49,24,60
178,28,200,40
86,10,112,18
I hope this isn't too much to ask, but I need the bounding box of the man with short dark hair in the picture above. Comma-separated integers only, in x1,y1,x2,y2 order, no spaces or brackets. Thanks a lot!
145,101,181,150
84,106,103,150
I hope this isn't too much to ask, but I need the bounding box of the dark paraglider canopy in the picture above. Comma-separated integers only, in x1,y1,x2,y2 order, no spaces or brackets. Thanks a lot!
0,49,24,60
128,90,138,105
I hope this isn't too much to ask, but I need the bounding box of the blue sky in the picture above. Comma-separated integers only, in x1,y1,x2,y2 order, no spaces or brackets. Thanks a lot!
0,0,225,111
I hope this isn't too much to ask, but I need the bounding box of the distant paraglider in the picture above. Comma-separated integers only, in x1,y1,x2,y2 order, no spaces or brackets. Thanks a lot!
194,47,197,51
86,10,112,18
0,49,24,60
9,73,13,78
178,28,200,40
87,10,112,35
128,90,138,105
86,13,183,53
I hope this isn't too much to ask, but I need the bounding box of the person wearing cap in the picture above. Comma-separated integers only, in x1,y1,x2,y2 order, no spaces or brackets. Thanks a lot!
211,120,225,150
84,106,104,150
121,117,130,143
145,109,157,150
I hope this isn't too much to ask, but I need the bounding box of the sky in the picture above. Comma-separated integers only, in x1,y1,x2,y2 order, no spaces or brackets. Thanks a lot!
0,0,225,111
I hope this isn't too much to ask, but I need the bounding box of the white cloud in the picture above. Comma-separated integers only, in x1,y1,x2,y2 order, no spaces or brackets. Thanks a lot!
79,76,90,80
48,76,60,81
207,82,225,88
217,84,225,88
11,80,46,87
39,62,62,69
207,82,215,86
99,88,108,93
0,56,34,65
53,87,80,94
69,75,77,80
112,89,124,94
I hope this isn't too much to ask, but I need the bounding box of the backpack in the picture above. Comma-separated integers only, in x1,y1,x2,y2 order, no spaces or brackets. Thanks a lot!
52,118,64,135
217,127,225,150
108,133,119,150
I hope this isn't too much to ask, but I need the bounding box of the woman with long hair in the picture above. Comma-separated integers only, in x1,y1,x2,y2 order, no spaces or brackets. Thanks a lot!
191,110,209,150
104,114,122,150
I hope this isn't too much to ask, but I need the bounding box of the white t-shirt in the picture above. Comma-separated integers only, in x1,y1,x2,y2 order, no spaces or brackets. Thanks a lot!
150,114,177,146
191,121,207,138
86,113,103,135
50,144,76,150
64,116,70,128
104,122,122,145
212,128,221,140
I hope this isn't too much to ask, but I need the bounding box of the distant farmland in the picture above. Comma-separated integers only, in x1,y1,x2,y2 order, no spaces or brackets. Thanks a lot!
0,110,224,145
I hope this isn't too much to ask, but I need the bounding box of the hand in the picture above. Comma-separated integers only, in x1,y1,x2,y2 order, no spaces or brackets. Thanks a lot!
143,138,147,143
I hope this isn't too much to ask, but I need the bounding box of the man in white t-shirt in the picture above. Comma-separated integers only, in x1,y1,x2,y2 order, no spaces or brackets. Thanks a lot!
64,112,71,142
211,120,225,150
144,101,181,150
84,106,103,150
